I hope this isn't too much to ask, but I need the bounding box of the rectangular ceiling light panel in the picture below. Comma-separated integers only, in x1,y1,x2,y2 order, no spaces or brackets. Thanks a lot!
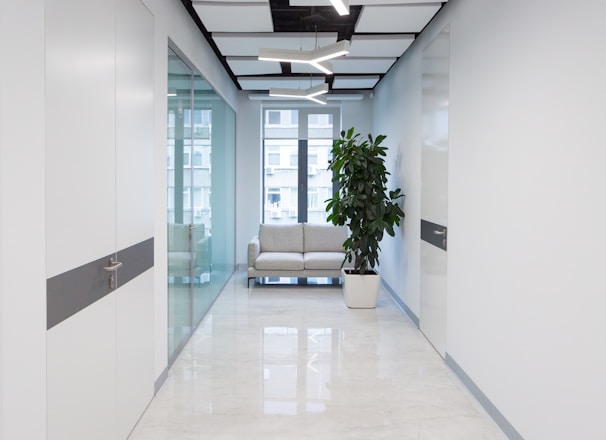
290,57,395,74
332,75,380,89
192,2,274,32
238,76,326,91
226,57,282,75
355,3,442,33
349,34,414,57
290,0,445,5
213,32,338,56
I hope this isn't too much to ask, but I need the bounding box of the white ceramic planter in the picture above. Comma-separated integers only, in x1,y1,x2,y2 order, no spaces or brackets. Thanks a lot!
341,268,381,308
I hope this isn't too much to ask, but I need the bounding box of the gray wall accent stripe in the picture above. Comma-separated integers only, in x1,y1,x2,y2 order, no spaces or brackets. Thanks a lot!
47,254,114,330
47,237,154,330
421,219,448,251
381,279,420,327
445,354,524,440
117,237,154,287
154,366,169,395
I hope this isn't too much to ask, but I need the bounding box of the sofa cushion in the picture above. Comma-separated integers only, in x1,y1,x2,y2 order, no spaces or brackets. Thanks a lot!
259,223,304,252
304,252,347,270
304,223,348,252
256,252,305,270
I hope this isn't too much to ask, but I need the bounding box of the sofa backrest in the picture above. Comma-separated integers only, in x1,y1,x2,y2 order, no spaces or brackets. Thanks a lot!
259,223,304,252
304,223,348,252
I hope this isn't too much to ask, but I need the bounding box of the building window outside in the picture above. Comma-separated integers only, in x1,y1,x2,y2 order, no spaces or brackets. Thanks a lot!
267,187,281,208
267,110,281,125
267,153,280,166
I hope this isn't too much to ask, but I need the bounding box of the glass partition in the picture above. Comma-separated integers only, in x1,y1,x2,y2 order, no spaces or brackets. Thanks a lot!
167,47,236,363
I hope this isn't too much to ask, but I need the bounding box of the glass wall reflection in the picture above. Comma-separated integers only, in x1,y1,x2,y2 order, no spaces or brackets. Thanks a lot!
167,47,235,363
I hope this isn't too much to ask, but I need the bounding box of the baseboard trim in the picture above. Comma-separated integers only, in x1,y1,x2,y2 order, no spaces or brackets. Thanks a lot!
445,354,524,440
381,279,419,328
154,366,169,395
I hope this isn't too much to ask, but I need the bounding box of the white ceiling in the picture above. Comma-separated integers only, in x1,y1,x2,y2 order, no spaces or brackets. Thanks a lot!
188,0,448,94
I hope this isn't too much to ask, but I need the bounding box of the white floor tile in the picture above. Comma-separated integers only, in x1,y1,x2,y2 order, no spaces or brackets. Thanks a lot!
129,271,507,440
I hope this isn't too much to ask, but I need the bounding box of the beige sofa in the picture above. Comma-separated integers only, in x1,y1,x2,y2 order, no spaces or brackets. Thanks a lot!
247,223,350,285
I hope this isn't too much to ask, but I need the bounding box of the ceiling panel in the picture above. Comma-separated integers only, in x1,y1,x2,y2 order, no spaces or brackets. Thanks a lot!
355,3,442,33
349,34,414,57
332,76,380,89
238,76,326,91
291,57,396,74
212,32,338,56
291,0,444,5
226,57,282,75
192,1,274,32
186,0,447,92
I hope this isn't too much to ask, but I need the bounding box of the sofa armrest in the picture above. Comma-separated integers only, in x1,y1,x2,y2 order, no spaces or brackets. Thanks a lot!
248,236,260,268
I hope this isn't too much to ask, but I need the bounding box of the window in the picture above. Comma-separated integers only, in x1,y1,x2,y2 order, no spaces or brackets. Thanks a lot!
263,108,339,224
308,188,319,209
193,149,203,167
267,110,281,125
267,188,281,208
268,153,280,166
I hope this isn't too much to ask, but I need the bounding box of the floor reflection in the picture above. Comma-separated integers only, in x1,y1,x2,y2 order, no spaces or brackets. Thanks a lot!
262,327,337,415
129,269,508,440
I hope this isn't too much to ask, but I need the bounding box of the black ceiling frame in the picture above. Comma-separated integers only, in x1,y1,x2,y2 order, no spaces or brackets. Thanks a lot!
180,0,448,93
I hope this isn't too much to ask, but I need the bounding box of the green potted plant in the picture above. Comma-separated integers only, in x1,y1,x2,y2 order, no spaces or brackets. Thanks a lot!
326,127,405,308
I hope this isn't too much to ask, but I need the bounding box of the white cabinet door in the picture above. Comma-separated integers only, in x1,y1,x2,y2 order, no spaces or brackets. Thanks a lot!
46,0,118,438
46,0,154,439
115,0,155,436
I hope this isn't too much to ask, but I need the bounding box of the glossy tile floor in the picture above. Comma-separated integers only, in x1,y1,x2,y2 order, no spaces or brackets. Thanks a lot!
129,271,507,440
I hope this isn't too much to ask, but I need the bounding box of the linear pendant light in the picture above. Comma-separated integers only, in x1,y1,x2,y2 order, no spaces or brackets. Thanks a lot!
329,0,349,16
259,40,349,75
269,83,328,104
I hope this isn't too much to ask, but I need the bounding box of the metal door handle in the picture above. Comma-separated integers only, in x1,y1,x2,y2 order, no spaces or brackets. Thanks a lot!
433,229,447,235
103,258,123,272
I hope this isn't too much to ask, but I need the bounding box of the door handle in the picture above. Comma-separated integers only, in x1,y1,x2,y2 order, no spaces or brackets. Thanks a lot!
104,257,122,290
103,258,123,272
433,228,447,235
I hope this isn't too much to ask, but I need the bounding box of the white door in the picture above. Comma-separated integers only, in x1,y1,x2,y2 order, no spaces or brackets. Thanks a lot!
420,25,450,358
45,0,154,438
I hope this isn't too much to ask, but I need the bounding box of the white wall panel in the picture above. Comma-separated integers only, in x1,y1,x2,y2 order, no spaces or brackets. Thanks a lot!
374,0,606,439
116,0,155,250
373,51,423,318
0,1,47,438
116,270,155,439
47,294,117,440
235,94,262,265
45,0,117,278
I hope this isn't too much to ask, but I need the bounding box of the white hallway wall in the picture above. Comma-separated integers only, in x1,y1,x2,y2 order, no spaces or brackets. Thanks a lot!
376,0,606,439
0,1,46,439
0,0,238,438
